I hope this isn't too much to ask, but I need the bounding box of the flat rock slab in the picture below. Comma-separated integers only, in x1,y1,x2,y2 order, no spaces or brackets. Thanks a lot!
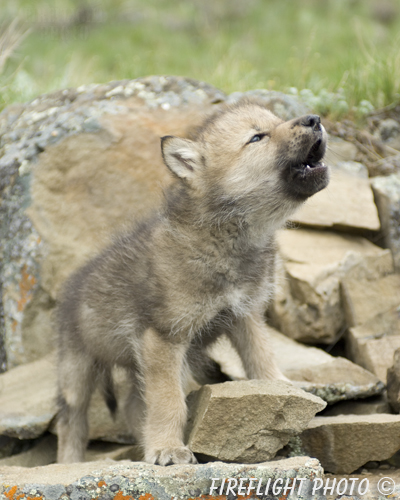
270,330,384,404
325,469,400,500
208,330,384,404
299,414,400,474
290,161,380,232
321,395,391,417
186,380,326,463
0,457,324,500
0,436,142,468
0,355,56,439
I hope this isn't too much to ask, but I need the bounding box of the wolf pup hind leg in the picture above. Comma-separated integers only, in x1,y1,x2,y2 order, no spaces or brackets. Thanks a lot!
56,100,329,464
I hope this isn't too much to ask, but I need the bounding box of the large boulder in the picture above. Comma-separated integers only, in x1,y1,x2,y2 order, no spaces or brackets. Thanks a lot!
0,76,226,368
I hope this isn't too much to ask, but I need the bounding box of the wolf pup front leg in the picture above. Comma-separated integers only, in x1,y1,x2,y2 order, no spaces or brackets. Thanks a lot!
141,329,197,465
227,312,288,382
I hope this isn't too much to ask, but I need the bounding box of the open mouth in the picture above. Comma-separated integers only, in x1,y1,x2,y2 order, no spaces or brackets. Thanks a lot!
301,160,325,171
285,138,329,198
294,138,327,176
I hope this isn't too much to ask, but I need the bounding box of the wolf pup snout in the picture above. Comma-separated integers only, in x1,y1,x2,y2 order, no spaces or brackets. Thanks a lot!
56,100,329,465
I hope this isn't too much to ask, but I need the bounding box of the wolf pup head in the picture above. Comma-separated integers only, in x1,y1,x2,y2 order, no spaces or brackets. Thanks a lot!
161,100,329,228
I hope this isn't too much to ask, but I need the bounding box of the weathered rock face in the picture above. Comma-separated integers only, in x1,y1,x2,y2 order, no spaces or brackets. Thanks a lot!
387,348,400,412
272,229,388,344
186,380,326,463
299,414,400,474
0,457,324,500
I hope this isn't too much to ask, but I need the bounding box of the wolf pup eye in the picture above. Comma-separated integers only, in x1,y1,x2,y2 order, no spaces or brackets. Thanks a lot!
248,134,264,144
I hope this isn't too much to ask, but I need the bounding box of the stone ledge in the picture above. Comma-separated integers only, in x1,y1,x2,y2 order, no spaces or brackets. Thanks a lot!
0,457,323,500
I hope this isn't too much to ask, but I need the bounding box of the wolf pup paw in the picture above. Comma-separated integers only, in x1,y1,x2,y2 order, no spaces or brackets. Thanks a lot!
151,446,198,465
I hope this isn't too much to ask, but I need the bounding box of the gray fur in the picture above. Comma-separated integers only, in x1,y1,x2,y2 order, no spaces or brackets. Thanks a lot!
56,101,329,465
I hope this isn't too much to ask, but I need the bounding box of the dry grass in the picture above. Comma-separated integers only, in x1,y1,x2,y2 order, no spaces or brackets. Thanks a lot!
0,0,399,115
0,19,29,75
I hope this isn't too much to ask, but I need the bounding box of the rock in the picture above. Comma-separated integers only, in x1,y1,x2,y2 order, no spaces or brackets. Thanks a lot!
347,306,400,381
186,380,326,463
0,76,226,368
0,352,137,445
0,435,142,468
0,354,56,439
325,469,400,500
209,329,385,404
0,434,56,468
378,118,400,142
0,456,323,500
323,137,358,166
289,159,380,232
271,228,389,344
375,152,400,177
0,437,24,460
299,414,400,474
371,173,400,271
387,348,400,412
321,395,391,417
226,89,311,120
341,256,399,328
85,442,143,462
48,367,136,444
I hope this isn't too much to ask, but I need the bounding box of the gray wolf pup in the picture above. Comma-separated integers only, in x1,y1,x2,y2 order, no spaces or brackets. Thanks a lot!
56,100,329,465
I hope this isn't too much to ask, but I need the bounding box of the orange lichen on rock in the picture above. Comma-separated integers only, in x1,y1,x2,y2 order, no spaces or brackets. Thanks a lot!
139,494,154,500
98,481,106,488
113,491,134,500
4,486,17,500
17,265,37,312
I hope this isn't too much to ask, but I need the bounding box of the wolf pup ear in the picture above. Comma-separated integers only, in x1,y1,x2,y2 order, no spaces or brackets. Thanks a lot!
161,136,203,184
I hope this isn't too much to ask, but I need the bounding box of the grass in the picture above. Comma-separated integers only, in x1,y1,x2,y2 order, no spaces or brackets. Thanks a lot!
1,0,400,116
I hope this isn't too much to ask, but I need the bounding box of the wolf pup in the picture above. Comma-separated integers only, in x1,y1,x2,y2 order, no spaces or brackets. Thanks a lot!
56,100,329,465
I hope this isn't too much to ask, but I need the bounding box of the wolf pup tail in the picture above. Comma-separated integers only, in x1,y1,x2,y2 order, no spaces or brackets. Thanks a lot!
100,367,118,417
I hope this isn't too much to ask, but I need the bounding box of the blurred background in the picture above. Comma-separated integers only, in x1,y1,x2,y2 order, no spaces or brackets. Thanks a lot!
0,0,399,116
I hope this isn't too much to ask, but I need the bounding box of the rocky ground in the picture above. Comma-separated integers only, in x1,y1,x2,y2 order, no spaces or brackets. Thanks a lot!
0,77,399,499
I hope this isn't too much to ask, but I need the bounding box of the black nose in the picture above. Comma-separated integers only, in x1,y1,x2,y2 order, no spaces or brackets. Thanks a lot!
300,114,321,129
